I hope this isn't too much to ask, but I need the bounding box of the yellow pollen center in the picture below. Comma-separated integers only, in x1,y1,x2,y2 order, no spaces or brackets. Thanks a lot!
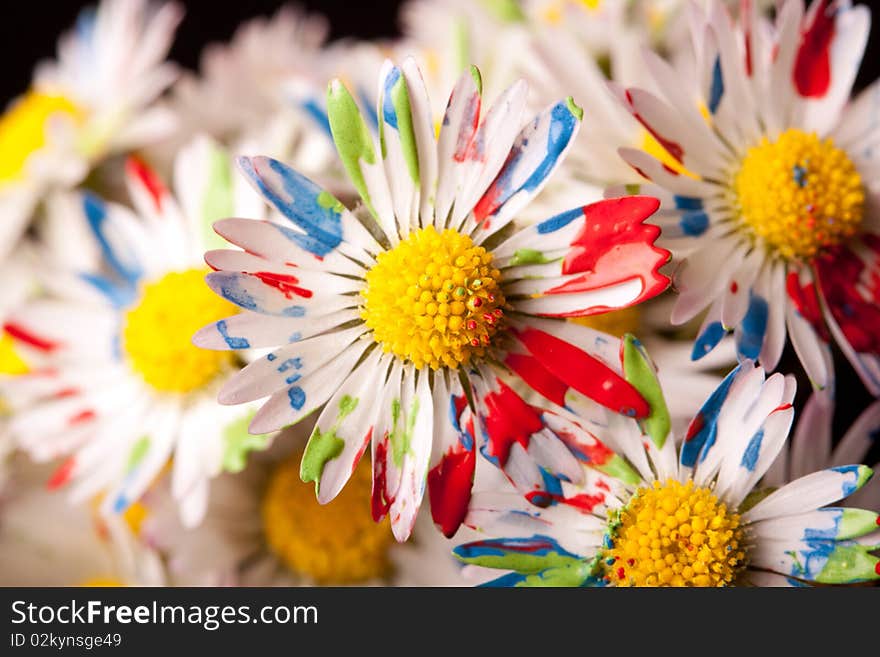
0,90,81,184
604,479,746,587
261,453,394,584
570,306,641,338
733,128,864,261
123,269,234,393
361,226,506,370
0,331,29,375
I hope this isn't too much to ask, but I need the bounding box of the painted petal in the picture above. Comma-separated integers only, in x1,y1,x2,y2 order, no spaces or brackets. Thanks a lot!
672,238,746,325
750,537,879,585
785,292,831,390
453,534,587,577
790,390,833,481
745,465,875,523
194,309,358,351
621,334,670,449
237,155,381,260
679,364,741,471
750,507,880,542
248,339,370,434
831,400,880,467
400,57,437,229
371,360,405,521
303,349,386,504
471,97,582,239
428,372,477,537
757,260,787,371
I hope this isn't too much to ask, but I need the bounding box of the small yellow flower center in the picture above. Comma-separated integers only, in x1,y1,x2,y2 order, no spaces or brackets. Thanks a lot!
0,90,81,184
604,479,746,587
733,128,864,261
123,269,234,393
361,226,506,370
570,306,641,338
0,330,29,375
261,453,394,584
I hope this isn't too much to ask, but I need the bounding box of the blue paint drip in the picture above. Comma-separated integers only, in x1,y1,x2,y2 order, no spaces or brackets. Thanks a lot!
285,374,302,385
536,206,584,234
802,508,843,541
528,468,564,507
454,534,580,561
79,273,136,309
82,193,142,285
708,56,724,114
680,211,709,236
737,293,769,360
790,540,837,580
216,320,250,349
831,465,864,496
112,495,129,514
238,156,343,257
299,98,332,137
281,306,306,318
674,196,704,211
277,357,303,373
288,386,306,410
382,67,401,129
267,353,277,361
740,428,764,471
482,101,578,219
289,332,303,343
691,322,726,360
680,365,740,468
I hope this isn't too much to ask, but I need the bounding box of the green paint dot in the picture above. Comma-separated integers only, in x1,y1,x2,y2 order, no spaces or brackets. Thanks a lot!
316,190,345,213
565,96,584,121
510,248,553,266
126,436,151,473
222,412,268,473
301,427,345,492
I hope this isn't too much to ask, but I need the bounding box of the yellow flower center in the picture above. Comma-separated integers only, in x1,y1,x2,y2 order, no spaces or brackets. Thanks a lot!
733,128,864,261
361,226,505,370
570,306,641,338
123,269,235,393
262,453,394,584
604,479,746,587
0,331,29,375
0,90,81,184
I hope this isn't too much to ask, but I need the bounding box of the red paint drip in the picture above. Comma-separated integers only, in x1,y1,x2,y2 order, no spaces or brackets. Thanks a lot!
504,352,568,407
514,326,650,419
596,479,610,492
126,157,166,213
254,271,313,299
786,271,830,341
351,427,373,474
46,458,76,490
814,245,880,353
525,490,605,513
3,322,60,352
626,90,685,163
371,439,394,522
730,281,739,294
428,446,475,538
53,388,79,399
793,0,835,98
68,410,96,426
481,380,544,466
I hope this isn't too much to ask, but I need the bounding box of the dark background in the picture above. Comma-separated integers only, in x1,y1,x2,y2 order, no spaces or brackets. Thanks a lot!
1,0,879,448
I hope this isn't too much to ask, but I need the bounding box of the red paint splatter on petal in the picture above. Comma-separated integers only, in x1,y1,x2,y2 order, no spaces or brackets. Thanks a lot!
254,272,313,299
351,427,373,474
68,410,96,426
481,379,544,466
428,446,475,538
126,157,166,213
794,0,835,98
626,90,685,163
3,322,60,352
526,490,606,513
504,352,569,407
814,245,880,353
730,281,739,294
47,458,75,490
786,271,830,340
371,439,394,522
596,480,610,492
684,413,705,443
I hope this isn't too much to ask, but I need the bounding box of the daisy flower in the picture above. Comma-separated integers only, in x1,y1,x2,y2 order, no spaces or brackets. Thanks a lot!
145,420,474,586
606,0,880,394
455,352,880,586
0,457,164,586
765,389,880,512
0,137,271,527
0,0,182,259
194,59,670,540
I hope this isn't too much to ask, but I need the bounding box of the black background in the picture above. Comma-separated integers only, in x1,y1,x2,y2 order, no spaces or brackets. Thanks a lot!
1,0,879,451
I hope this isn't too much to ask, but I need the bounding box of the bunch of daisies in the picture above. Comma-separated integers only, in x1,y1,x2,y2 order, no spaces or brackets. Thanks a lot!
0,0,877,588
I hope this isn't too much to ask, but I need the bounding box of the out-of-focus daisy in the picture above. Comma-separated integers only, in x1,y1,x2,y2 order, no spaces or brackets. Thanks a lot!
169,6,337,180
194,59,670,540
766,389,880,512
607,0,880,394
456,354,880,586
0,137,271,528
0,457,164,586
0,0,181,259
145,421,472,586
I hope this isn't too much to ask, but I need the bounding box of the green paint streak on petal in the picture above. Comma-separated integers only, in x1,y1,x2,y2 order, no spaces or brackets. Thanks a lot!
327,80,377,217
201,143,235,251
126,436,151,473
513,561,596,587
391,397,419,467
390,73,420,185
815,543,880,584
453,17,470,76
510,248,555,266
478,0,526,23
469,65,482,95
624,184,641,195
854,465,873,490
222,411,268,473
455,549,582,575
316,190,345,213
838,509,880,540
595,454,641,486
300,394,359,492
622,334,670,448
565,96,584,121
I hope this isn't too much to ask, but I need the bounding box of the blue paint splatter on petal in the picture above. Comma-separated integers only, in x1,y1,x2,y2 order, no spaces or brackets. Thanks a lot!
708,56,724,114
382,67,401,129
737,293,769,360
536,207,584,234
288,386,306,410
803,509,843,541
82,193,142,285
680,211,709,236
692,322,726,360
740,428,764,471
299,98,332,137
831,465,863,496
216,320,250,349
680,365,740,468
